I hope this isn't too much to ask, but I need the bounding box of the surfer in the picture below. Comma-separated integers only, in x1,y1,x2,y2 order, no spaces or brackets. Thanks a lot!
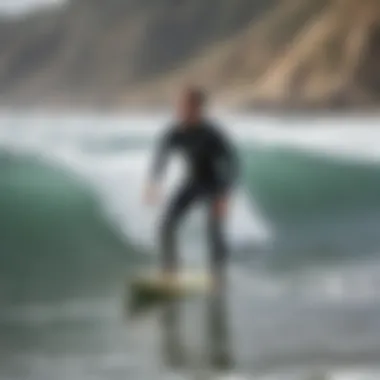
144,86,239,289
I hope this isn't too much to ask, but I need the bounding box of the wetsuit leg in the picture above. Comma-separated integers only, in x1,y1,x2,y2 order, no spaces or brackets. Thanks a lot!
207,193,228,284
160,182,200,271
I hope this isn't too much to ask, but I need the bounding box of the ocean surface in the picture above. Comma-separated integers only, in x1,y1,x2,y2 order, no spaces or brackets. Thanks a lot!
1,111,380,380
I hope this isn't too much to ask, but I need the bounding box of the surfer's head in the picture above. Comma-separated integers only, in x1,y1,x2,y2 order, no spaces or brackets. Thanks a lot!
176,85,207,126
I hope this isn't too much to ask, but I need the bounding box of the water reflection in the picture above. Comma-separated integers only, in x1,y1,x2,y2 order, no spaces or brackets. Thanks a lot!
161,290,234,372
207,291,233,370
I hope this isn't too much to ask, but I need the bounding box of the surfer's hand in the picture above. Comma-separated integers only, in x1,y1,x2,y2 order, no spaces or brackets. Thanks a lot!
144,183,160,206
213,196,229,218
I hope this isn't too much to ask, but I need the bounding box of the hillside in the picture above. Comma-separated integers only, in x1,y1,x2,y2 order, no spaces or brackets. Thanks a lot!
125,0,380,111
0,0,380,110
222,0,380,110
0,0,276,108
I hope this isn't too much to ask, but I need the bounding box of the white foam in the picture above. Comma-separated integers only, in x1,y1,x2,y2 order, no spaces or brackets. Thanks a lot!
78,149,272,250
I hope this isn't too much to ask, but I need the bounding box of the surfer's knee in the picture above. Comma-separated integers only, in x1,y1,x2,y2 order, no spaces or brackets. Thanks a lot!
208,216,228,264
161,199,188,234
160,210,179,238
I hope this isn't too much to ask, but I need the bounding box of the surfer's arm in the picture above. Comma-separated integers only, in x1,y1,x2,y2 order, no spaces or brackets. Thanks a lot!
213,127,240,196
144,128,176,205
150,127,176,184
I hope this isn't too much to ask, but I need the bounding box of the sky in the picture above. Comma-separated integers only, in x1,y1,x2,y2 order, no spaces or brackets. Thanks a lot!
0,0,65,15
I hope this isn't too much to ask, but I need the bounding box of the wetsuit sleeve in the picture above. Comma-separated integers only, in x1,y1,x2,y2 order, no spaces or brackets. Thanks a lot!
213,127,240,195
150,127,176,183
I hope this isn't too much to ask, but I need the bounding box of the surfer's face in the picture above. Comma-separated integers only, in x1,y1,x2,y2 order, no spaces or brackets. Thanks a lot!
176,89,203,126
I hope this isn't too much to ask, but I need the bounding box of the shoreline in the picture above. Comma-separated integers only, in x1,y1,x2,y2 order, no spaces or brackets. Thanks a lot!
0,103,380,119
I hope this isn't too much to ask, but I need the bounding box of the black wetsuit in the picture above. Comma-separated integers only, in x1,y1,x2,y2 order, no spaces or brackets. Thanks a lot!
151,119,239,275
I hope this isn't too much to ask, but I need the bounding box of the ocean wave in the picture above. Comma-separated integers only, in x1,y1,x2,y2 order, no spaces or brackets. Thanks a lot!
244,146,380,223
0,151,141,305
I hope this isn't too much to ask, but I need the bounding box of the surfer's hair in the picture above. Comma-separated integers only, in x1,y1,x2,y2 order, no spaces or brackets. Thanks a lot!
185,86,207,108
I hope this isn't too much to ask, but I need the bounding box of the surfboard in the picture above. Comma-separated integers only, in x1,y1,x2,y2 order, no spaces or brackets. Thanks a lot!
129,271,213,303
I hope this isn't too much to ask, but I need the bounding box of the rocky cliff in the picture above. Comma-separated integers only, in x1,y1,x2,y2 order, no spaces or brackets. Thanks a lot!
0,0,380,110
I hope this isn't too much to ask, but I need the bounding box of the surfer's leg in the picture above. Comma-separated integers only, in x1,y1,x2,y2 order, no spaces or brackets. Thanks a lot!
160,183,199,272
207,196,228,288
